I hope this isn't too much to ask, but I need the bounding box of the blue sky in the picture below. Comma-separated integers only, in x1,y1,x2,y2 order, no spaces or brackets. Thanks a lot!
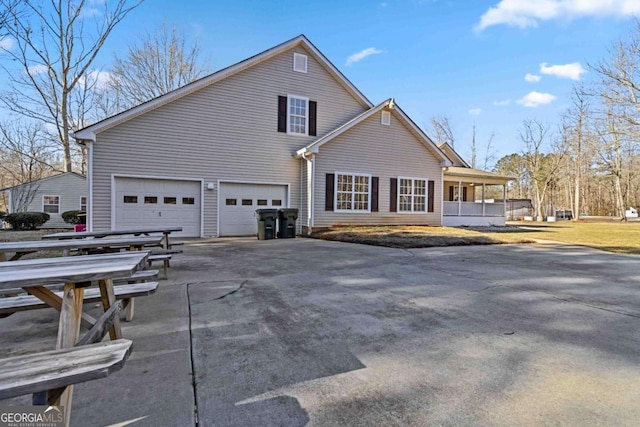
4,0,639,167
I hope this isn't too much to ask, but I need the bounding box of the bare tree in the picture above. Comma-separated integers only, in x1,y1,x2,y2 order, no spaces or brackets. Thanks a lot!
0,0,142,172
589,19,640,127
98,23,209,116
520,120,567,221
429,115,455,147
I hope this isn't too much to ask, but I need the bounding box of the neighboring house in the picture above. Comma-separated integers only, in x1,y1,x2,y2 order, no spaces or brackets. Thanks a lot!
0,172,87,229
74,35,511,237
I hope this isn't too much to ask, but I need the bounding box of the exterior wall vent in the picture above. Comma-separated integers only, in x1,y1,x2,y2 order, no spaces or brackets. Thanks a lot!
293,53,307,73
381,111,391,126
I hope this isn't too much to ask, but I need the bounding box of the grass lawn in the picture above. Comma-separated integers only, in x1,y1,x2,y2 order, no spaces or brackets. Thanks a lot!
311,221,640,255
0,228,69,259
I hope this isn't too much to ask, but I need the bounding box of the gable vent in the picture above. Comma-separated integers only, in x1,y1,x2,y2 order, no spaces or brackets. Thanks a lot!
381,111,391,126
293,53,307,73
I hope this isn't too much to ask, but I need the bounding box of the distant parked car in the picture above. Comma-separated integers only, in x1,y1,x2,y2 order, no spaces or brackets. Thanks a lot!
626,207,638,218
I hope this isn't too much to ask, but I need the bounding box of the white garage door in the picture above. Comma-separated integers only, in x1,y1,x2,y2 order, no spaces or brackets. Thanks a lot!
219,183,287,236
115,177,201,237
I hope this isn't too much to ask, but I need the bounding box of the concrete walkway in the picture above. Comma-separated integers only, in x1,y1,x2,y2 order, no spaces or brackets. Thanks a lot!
2,238,640,426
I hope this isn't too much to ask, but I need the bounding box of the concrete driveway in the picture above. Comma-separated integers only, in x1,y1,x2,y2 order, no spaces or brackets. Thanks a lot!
2,239,640,426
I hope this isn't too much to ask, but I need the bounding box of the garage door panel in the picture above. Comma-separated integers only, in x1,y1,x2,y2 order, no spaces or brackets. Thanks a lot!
115,177,200,237
219,183,287,237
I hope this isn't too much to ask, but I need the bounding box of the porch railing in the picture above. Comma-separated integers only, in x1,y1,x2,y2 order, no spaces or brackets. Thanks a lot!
443,201,505,217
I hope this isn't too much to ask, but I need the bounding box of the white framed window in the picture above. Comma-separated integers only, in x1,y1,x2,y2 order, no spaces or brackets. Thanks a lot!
43,195,60,214
398,178,427,212
80,196,87,211
381,111,391,126
293,53,307,73
335,173,371,212
287,95,308,135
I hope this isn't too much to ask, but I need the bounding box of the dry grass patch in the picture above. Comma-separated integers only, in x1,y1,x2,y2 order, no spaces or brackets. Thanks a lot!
311,225,535,249
311,221,640,254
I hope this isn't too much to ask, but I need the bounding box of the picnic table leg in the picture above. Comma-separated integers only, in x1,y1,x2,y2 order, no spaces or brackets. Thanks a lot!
26,286,97,329
98,278,123,340
55,282,85,427
0,252,5,262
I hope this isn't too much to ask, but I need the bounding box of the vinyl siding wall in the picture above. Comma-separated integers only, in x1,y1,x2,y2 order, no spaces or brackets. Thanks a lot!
11,174,87,228
91,46,367,236
313,110,443,227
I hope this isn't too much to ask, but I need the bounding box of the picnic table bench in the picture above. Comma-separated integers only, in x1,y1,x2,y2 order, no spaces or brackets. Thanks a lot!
0,235,163,261
0,339,132,402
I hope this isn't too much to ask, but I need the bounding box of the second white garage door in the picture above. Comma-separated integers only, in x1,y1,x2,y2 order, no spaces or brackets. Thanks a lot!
115,177,201,237
219,183,288,236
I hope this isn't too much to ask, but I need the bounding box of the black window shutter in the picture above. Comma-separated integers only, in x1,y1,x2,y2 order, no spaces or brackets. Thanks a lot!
309,101,317,136
390,178,397,212
277,96,287,133
449,186,454,201
325,173,334,211
371,177,379,212
462,187,468,202
428,180,435,212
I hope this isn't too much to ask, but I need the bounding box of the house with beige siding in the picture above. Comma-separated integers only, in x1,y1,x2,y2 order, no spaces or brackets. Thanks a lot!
74,35,510,237
1,172,87,228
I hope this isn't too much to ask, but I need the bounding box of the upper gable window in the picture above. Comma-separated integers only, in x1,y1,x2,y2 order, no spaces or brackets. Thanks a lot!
381,111,391,126
293,53,307,73
288,95,308,135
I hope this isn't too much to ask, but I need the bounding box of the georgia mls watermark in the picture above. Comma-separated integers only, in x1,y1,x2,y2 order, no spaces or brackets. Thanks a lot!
0,406,64,427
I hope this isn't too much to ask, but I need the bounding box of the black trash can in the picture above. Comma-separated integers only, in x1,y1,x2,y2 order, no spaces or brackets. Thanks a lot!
277,208,298,238
256,209,278,240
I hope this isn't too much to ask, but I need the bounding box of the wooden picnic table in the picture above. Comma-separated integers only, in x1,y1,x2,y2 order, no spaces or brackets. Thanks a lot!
0,235,163,261
0,251,149,426
42,226,183,250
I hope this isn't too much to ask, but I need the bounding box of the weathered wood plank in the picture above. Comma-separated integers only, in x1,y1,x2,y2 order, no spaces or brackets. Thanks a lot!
77,301,123,346
55,283,85,422
42,227,182,240
98,279,122,340
0,339,132,400
0,251,150,270
0,253,149,288
0,282,159,315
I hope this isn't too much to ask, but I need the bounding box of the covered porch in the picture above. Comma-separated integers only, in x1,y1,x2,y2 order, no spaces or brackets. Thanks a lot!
443,167,514,226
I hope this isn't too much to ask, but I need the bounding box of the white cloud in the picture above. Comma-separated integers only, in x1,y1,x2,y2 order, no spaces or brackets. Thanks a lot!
27,64,49,75
476,0,640,31
0,37,14,51
517,91,557,107
493,99,511,106
525,73,541,83
468,108,482,115
346,47,383,66
79,70,112,89
540,62,586,80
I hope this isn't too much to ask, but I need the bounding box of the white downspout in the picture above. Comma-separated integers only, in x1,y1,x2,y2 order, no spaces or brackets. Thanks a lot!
302,152,315,235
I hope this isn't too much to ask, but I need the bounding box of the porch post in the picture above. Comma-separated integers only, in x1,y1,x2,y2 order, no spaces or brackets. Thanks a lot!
482,183,486,216
457,180,462,216
503,184,507,218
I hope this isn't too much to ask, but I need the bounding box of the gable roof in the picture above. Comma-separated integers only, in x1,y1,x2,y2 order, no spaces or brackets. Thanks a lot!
74,35,373,142
437,142,470,168
0,172,86,192
295,98,451,165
